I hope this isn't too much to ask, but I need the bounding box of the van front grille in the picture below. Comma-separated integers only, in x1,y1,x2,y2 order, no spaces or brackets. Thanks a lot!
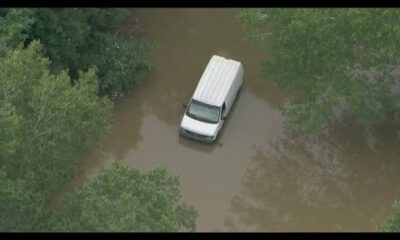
182,129,208,139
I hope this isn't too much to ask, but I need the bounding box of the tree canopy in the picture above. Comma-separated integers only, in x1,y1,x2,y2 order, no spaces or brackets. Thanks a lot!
0,169,59,231
0,8,197,232
28,8,152,98
0,40,112,195
60,163,198,232
0,8,151,98
240,9,400,133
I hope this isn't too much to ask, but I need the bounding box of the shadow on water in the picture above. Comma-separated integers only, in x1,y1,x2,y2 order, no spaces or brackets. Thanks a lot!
224,120,400,231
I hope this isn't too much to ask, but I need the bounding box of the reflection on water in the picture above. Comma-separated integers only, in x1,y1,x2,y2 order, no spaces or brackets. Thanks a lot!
225,121,400,231
61,8,400,232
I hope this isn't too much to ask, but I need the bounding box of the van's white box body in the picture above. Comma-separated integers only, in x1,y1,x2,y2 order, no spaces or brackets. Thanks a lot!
180,55,243,143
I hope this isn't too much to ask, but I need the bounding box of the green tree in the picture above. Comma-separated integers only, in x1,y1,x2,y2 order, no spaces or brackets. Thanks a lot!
0,102,22,164
0,9,165,232
0,169,59,231
0,41,112,195
27,8,123,73
27,8,151,98
83,32,152,98
0,8,35,51
240,9,400,133
60,163,198,232
379,201,400,232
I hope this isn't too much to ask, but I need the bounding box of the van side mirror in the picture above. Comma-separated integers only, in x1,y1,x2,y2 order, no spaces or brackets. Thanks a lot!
183,104,187,109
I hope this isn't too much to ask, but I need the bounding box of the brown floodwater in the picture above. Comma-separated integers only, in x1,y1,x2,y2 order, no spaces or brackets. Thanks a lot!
66,8,400,231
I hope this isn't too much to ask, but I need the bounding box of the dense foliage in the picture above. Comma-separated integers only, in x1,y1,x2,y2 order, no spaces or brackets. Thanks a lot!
28,8,152,98
0,8,197,232
0,40,112,195
0,8,151,98
60,163,198,232
240,9,400,133
0,169,61,231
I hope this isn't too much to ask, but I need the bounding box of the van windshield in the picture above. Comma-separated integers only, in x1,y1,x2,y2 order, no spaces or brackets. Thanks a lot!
186,100,220,124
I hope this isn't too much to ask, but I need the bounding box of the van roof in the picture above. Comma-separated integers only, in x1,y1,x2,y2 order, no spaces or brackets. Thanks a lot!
192,55,242,107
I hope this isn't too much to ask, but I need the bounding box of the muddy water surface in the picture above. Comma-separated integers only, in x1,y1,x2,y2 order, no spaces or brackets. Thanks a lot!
69,9,400,231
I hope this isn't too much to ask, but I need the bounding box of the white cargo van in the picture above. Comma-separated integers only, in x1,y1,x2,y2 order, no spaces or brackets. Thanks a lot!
179,55,244,144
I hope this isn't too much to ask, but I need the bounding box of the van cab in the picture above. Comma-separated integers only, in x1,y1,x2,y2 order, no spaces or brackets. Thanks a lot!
179,55,244,144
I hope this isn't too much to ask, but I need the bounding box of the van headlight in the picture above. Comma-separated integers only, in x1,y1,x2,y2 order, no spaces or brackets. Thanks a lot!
207,135,215,140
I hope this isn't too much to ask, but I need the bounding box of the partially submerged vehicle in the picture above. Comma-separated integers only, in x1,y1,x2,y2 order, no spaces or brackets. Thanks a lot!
179,55,244,144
